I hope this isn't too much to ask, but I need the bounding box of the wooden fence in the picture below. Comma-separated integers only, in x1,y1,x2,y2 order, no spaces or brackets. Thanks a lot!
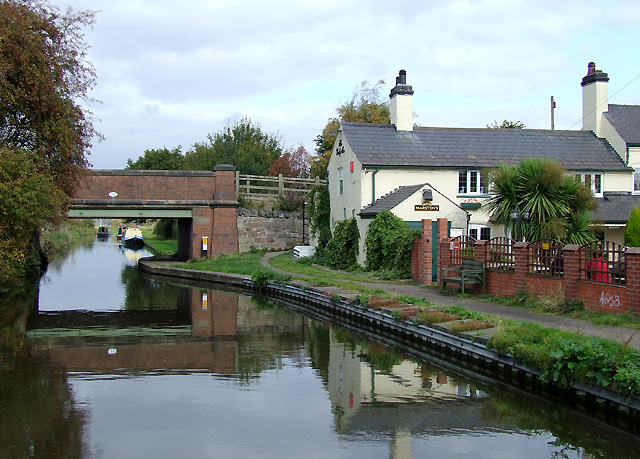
235,173,325,199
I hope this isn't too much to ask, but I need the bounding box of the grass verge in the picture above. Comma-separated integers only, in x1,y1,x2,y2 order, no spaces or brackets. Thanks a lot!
177,251,266,276
142,232,178,256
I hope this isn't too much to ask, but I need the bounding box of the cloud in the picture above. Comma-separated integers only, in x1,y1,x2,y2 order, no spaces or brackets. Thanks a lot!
54,0,640,168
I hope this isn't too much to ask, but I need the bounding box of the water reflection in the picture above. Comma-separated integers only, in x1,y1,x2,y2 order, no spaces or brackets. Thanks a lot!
6,239,640,457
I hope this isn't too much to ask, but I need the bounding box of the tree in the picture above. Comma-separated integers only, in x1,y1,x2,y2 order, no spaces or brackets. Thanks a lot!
0,1,96,285
484,158,596,244
183,117,283,175
0,148,66,285
0,1,97,196
624,206,640,247
310,80,390,178
126,146,184,170
487,120,526,129
269,144,310,177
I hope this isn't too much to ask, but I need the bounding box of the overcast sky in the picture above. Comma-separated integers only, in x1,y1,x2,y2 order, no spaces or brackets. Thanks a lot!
50,0,640,170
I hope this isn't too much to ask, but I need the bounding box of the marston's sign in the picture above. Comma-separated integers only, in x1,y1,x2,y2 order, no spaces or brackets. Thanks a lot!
415,204,439,211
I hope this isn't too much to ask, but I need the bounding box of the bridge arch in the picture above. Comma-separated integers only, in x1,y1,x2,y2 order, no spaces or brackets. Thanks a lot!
69,165,239,260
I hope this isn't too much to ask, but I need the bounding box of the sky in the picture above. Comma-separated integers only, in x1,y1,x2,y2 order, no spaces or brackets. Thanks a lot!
49,0,640,170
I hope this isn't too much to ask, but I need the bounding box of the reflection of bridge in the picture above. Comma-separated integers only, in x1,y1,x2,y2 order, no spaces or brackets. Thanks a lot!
28,288,305,374
69,165,239,260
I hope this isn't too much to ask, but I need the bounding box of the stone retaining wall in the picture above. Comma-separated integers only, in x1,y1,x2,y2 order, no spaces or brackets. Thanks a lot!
237,208,307,252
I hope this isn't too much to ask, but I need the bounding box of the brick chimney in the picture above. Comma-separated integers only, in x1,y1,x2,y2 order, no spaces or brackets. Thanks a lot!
389,69,414,132
581,61,609,136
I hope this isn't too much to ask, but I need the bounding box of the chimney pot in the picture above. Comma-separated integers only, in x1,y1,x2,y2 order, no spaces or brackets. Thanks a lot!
588,62,596,75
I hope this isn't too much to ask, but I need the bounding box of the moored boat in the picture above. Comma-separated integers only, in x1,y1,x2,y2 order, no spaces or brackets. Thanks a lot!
117,225,127,240
96,226,110,239
122,226,144,249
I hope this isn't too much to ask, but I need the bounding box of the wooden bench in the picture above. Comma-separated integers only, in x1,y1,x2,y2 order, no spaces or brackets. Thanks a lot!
442,260,486,294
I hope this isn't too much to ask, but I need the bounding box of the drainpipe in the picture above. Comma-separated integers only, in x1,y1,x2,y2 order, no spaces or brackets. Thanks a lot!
371,168,379,205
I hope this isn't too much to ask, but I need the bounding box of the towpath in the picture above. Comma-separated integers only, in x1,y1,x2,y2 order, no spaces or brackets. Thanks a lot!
259,251,640,350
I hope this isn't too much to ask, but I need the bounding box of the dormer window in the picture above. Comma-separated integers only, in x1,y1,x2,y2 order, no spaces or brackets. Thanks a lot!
576,173,603,196
633,165,640,193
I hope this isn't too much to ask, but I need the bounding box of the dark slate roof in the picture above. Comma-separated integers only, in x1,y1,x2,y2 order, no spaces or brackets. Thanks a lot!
341,122,629,171
604,104,640,145
592,192,640,224
359,183,425,218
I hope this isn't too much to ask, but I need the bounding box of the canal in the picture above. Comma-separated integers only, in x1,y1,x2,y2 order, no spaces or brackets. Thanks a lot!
2,235,640,458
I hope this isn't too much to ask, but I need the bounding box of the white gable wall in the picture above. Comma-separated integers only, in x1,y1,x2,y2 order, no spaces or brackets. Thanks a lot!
327,131,363,228
599,117,628,163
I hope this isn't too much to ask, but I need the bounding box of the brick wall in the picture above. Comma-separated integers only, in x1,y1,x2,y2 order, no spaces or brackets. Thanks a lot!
75,170,218,201
434,238,640,316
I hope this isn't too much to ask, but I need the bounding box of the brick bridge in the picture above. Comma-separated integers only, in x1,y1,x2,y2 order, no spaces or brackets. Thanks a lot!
69,164,238,260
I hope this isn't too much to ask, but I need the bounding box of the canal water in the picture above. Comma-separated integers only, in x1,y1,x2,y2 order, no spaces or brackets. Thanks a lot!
2,235,640,458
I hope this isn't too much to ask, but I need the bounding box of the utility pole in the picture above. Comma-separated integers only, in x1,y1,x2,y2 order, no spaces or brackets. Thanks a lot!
551,96,556,130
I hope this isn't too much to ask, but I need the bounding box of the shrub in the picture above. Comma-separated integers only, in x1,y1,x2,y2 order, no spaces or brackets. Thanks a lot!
307,185,331,255
365,211,420,277
251,270,292,290
153,219,177,239
323,218,359,270
625,206,640,247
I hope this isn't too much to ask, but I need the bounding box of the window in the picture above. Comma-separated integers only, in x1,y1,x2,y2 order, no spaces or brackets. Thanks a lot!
338,168,344,196
458,170,488,195
576,173,603,196
469,226,491,241
633,166,640,193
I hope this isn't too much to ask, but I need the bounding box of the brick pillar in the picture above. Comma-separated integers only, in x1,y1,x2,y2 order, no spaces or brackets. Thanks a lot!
410,219,433,285
625,248,640,314
435,218,449,286
562,244,580,303
422,219,433,284
474,240,488,264
438,239,453,286
513,242,529,293
211,164,239,256
192,206,214,259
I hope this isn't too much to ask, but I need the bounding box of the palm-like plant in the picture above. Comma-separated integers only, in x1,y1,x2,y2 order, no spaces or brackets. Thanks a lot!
484,158,596,244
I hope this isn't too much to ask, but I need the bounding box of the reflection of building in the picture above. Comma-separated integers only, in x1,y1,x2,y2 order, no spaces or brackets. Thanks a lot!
326,330,487,458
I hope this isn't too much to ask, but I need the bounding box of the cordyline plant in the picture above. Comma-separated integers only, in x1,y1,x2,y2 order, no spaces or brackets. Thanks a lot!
483,158,597,245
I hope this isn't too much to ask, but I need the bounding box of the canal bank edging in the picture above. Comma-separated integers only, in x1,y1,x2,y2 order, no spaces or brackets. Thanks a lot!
138,259,640,424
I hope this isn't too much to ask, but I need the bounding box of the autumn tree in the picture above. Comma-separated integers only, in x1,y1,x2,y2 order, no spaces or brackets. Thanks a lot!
126,146,184,170
269,144,310,177
0,1,97,285
183,117,283,175
0,1,97,195
310,80,390,178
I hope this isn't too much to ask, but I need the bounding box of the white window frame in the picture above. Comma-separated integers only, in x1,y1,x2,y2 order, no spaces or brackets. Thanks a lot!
632,164,640,194
469,224,491,241
338,168,344,196
458,170,488,195
576,173,603,197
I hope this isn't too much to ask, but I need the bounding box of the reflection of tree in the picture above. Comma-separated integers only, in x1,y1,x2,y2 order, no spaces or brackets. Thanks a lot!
481,388,640,458
120,266,183,310
0,357,88,457
306,321,331,384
